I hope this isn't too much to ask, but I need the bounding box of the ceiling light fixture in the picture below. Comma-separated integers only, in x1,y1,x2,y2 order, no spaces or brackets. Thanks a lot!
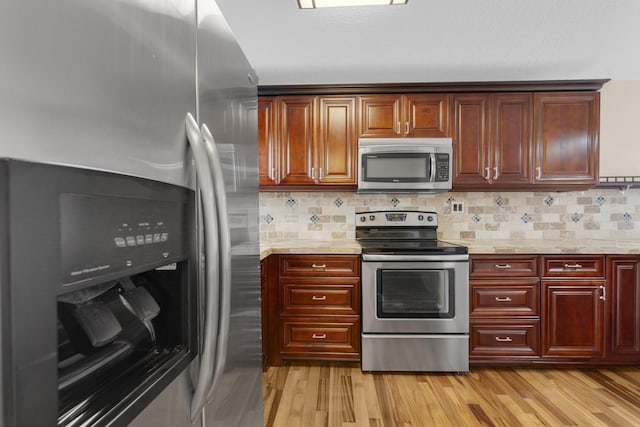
298,0,408,9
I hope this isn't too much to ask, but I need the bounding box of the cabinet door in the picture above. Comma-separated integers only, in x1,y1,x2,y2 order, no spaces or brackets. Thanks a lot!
358,95,402,137
533,92,600,185
451,93,491,187
404,94,450,137
491,93,533,186
316,96,357,185
258,97,277,186
278,96,316,185
607,256,640,359
541,280,605,358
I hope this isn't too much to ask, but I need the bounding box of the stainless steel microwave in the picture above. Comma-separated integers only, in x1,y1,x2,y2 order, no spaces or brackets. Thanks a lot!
357,138,452,193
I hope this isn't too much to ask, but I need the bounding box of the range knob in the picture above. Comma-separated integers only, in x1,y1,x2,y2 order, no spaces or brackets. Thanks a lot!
360,216,366,222
417,214,424,221
427,215,434,222
369,215,375,221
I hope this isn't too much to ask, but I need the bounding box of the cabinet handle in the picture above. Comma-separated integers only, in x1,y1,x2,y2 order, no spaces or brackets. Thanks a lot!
319,168,323,180
312,295,327,301
600,285,606,301
484,167,491,181
494,264,512,269
495,336,513,342
272,168,276,180
311,167,316,180
536,166,541,180
563,263,583,269
311,264,326,269
493,166,499,180
495,296,512,302
312,333,327,339
405,121,409,134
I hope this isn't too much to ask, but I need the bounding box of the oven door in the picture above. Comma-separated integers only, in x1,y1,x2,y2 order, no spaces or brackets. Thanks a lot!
361,254,469,334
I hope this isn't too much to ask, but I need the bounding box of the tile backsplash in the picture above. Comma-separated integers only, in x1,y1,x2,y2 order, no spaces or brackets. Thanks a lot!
259,189,640,242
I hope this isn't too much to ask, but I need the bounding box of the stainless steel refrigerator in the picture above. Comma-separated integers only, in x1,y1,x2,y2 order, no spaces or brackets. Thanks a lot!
0,0,262,426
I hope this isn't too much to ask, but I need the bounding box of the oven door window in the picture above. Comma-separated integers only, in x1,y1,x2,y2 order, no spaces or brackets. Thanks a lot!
376,269,454,318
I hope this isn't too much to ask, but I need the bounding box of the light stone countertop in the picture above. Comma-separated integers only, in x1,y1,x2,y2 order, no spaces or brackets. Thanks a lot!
260,238,640,260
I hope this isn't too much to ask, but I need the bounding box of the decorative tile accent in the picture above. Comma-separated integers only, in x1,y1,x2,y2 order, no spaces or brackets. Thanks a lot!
521,213,532,224
334,197,343,208
544,196,555,206
495,196,506,207
391,197,400,207
472,214,481,223
623,212,633,223
310,214,320,223
286,197,297,207
264,214,274,224
571,213,583,223
596,195,606,206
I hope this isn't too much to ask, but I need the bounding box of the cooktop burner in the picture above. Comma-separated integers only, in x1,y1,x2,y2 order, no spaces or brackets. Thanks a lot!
356,210,468,255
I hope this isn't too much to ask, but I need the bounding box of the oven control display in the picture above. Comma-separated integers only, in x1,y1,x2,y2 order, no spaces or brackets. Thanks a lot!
385,213,407,221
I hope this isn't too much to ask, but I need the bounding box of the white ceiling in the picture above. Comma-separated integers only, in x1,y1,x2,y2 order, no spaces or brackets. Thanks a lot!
215,0,640,86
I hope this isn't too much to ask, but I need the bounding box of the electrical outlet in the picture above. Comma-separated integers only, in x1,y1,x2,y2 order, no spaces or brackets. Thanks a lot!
452,202,464,213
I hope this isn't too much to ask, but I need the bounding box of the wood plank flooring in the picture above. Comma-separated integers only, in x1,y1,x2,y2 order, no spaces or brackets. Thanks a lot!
263,363,640,426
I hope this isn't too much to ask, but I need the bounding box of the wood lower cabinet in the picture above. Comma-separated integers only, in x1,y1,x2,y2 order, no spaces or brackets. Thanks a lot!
262,254,360,366
607,256,640,361
469,255,541,363
540,255,606,359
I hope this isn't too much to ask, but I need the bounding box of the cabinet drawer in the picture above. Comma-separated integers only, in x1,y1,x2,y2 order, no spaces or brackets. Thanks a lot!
470,320,540,357
470,279,539,317
279,255,359,277
281,318,360,355
541,255,604,278
470,255,538,277
280,280,359,315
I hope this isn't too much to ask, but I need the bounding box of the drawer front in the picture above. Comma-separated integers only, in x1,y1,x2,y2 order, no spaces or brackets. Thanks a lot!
541,255,604,278
281,318,359,355
470,279,540,317
280,255,360,277
280,280,359,315
470,320,540,357
470,255,538,278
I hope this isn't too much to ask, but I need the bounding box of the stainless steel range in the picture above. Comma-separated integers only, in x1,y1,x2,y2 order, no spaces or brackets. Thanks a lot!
357,210,469,372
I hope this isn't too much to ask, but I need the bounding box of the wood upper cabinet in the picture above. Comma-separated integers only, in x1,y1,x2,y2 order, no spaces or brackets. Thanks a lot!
533,92,600,186
258,97,277,186
452,93,532,189
277,96,316,185
258,95,357,189
316,96,357,185
358,94,449,138
606,256,640,360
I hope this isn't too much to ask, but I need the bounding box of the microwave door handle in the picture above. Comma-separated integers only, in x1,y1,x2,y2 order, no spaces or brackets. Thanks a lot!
185,113,221,422
201,124,232,400
429,153,436,182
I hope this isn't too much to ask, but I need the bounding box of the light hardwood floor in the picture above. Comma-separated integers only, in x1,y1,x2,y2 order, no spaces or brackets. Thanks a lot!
263,363,640,427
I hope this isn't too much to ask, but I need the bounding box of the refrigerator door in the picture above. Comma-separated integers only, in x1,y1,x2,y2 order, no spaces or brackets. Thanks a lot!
196,1,263,426
0,0,197,189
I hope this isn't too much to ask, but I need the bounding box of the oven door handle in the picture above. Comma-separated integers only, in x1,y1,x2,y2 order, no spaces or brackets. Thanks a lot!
361,253,469,262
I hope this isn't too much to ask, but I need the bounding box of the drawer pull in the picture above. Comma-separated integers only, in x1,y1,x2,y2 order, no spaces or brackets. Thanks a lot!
563,263,583,269
311,295,327,301
495,336,513,342
311,264,327,269
312,333,327,339
495,296,512,302
494,264,512,269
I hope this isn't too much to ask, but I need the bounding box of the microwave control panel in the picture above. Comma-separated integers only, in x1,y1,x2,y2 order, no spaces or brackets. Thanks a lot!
434,153,450,182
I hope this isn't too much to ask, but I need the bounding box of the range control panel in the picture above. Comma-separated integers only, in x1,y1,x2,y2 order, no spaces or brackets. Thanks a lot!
356,210,438,227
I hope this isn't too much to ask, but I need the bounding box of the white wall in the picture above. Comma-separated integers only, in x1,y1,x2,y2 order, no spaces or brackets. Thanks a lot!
599,80,640,177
